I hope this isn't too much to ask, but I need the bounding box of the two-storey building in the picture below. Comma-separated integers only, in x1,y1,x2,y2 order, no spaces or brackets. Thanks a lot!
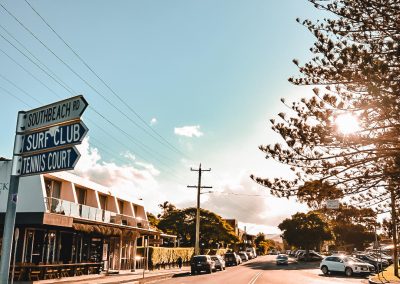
0,159,158,280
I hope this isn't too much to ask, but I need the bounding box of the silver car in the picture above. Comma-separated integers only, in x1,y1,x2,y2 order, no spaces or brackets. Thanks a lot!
211,255,226,271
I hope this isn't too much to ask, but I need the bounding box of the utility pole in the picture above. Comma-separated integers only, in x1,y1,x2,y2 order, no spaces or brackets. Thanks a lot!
390,185,399,277
187,163,212,255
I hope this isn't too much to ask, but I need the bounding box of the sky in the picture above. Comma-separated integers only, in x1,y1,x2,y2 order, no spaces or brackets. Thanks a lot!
0,0,321,234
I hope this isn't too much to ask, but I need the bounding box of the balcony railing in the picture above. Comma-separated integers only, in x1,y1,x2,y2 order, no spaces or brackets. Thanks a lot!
44,197,149,229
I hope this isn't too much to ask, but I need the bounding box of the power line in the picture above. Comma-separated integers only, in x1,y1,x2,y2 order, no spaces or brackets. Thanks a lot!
2,1,188,161
0,21,182,178
24,0,189,159
0,47,62,99
0,22,75,95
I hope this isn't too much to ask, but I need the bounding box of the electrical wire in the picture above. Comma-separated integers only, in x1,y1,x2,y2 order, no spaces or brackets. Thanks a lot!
24,0,189,159
2,1,188,161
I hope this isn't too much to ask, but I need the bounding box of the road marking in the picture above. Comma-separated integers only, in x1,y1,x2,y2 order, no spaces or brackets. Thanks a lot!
248,271,263,284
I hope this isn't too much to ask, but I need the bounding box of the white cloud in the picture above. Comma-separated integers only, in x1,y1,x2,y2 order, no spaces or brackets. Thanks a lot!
199,171,308,235
123,151,136,162
174,125,203,138
150,118,157,126
74,137,164,212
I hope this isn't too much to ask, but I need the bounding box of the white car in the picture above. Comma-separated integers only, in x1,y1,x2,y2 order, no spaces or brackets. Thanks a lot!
320,255,375,276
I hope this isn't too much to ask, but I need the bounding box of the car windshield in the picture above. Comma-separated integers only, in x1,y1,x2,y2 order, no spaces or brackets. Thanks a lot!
277,255,288,259
211,257,218,260
193,256,207,261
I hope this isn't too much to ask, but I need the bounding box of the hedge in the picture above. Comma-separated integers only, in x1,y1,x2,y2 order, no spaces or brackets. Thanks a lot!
137,247,194,268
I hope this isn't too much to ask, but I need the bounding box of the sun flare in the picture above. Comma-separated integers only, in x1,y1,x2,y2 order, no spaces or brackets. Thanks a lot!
335,114,360,134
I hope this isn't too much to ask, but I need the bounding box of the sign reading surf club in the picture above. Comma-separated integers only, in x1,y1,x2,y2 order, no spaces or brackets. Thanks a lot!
16,95,88,176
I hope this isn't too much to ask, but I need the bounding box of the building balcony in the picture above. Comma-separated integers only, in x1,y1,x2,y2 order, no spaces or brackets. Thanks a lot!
44,197,149,229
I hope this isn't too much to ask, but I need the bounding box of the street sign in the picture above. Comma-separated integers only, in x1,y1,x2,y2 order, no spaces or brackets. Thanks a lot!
24,95,88,132
20,146,80,176
20,121,88,154
326,199,340,209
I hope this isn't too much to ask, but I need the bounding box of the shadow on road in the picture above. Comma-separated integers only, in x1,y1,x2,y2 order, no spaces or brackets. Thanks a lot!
242,259,320,271
318,271,370,280
172,272,191,278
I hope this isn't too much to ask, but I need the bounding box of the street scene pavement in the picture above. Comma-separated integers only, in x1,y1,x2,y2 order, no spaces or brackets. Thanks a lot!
157,255,369,284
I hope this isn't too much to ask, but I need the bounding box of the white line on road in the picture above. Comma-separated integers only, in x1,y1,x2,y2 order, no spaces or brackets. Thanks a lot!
248,271,263,284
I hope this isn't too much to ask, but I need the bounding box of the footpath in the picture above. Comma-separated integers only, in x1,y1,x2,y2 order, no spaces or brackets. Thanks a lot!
29,267,190,284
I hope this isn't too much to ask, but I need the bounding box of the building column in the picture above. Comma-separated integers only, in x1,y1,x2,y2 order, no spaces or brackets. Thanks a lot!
132,236,137,272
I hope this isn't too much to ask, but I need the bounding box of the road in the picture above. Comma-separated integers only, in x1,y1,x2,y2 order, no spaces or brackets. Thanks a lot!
157,255,370,284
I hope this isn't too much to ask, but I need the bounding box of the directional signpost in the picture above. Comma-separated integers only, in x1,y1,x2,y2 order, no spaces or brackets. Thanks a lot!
20,121,88,155
0,95,88,283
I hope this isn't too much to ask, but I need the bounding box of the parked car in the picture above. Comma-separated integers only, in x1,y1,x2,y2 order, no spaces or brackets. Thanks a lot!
320,255,375,276
245,251,254,259
352,253,390,271
211,255,225,271
368,252,393,264
239,251,249,262
190,255,216,274
297,251,323,261
224,252,240,266
236,254,242,264
276,254,289,265
246,247,257,258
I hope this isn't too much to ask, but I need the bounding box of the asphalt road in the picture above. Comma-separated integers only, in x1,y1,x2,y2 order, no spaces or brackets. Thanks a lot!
157,255,370,284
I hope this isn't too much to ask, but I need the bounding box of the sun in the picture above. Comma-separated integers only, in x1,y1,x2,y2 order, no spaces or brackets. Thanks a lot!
335,113,360,135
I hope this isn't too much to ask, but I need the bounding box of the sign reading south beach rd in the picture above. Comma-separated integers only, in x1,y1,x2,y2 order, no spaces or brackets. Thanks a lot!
24,95,88,132
20,146,80,176
21,121,88,154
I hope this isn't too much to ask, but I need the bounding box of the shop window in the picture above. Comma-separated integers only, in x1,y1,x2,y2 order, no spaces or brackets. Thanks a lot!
23,229,46,264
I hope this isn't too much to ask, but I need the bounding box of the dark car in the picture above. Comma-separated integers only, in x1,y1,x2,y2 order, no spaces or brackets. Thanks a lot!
353,254,390,271
224,252,239,266
368,252,393,265
276,254,289,265
297,251,323,261
190,255,215,274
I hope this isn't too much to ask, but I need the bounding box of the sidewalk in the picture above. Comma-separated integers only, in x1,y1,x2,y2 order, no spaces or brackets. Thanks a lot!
369,265,400,284
30,267,190,284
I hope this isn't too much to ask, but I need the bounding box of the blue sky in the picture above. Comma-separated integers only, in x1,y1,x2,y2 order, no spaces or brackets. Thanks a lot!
0,0,318,234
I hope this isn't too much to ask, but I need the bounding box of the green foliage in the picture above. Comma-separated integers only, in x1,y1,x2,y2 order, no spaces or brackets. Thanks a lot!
146,212,159,228
251,0,400,216
157,207,239,247
278,212,332,250
312,205,376,250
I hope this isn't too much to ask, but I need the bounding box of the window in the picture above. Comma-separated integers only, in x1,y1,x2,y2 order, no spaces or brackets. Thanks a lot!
118,200,124,214
76,187,87,205
99,194,107,210
44,178,61,199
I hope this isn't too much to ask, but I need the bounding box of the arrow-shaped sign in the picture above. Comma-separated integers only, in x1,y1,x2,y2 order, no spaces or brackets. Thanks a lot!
20,121,88,154
24,95,88,132
20,146,81,176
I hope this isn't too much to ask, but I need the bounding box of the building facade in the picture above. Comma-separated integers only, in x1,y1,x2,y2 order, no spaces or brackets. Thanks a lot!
0,160,158,280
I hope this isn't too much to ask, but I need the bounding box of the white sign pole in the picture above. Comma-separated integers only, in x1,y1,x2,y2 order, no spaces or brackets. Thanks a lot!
0,111,25,284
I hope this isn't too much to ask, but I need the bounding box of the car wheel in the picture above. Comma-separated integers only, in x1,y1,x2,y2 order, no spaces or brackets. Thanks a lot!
321,266,329,275
191,269,196,275
345,267,353,277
